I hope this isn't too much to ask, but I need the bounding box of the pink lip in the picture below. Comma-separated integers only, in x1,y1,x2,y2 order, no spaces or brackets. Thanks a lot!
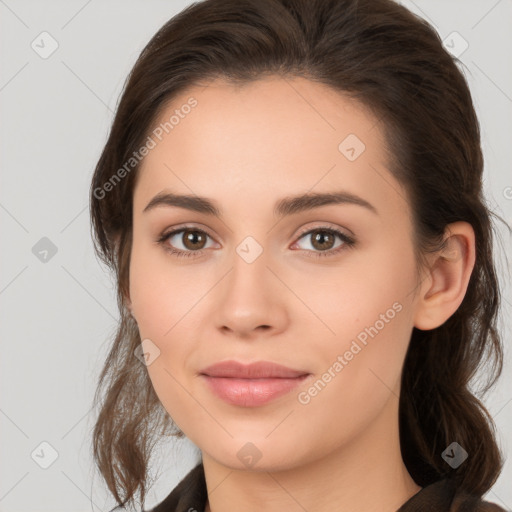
200,360,308,378
199,360,310,407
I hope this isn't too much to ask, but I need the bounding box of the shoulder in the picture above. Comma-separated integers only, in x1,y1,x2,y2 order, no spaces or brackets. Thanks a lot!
142,468,508,512
398,478,508,512
450,487,508,511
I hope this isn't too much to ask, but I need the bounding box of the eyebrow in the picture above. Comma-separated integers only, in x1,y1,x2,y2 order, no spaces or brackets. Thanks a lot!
142,189,378,217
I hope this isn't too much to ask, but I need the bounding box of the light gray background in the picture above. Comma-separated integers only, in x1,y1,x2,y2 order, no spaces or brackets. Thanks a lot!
0,1,511,511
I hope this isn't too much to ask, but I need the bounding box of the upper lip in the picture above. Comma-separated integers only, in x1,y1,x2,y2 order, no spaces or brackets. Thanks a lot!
200,360,309,379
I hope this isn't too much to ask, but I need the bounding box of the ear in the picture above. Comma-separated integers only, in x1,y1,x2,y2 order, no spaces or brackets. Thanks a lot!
413,221,476,331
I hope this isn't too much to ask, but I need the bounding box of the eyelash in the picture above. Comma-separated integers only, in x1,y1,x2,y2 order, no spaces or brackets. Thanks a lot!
156,225,356,259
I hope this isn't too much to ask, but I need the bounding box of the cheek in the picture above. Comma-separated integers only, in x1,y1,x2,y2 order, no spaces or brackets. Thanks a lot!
295,240,416,344
302,243,416,404
128,244,209,426
294,305,413,451
145,358,197,433
128,240,203,334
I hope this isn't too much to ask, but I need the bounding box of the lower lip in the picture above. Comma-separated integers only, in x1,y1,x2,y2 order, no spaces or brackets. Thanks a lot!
200,374,310,407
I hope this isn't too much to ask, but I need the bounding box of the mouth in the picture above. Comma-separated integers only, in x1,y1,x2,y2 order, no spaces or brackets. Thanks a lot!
200,360,309,379
199,360,311,407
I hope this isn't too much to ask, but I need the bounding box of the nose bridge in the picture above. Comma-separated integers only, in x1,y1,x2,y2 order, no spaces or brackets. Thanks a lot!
234,234,266,267
227,233,270,292
212,232,280,327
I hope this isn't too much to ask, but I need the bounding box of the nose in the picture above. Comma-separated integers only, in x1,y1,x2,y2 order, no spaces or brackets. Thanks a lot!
212,244,289,339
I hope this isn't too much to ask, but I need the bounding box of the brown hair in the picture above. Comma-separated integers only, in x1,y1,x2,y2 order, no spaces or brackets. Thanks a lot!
89,0,510,509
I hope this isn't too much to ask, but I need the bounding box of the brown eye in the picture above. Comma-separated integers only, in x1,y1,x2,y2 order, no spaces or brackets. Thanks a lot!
309,230,336,251
181,229,208,250
157,227,216,258
292,226,356,258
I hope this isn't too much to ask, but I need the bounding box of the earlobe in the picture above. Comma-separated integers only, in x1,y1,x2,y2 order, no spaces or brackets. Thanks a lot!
413,221,476,331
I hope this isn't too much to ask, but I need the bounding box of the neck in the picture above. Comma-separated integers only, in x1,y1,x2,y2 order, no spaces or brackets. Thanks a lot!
202,397,421,512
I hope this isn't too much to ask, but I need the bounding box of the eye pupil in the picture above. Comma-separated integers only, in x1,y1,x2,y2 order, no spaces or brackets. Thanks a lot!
184,230,206,250
311,230,334,250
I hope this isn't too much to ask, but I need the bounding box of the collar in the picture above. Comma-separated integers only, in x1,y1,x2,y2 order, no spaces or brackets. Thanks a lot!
146,463,503,512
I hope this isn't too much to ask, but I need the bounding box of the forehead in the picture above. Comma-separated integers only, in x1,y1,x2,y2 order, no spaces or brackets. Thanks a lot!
134,76,410,223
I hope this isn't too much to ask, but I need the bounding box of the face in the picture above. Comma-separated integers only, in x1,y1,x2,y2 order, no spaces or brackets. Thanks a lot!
128,76,423,471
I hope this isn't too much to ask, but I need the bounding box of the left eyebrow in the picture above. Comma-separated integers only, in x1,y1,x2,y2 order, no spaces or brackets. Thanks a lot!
142,189,378,217
274,190,378,217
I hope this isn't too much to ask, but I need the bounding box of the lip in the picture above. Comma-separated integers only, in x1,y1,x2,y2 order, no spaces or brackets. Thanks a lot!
200,360,309,379
199,360,311,407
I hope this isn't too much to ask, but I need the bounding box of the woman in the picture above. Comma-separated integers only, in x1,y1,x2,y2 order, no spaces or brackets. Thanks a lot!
89,0,510,510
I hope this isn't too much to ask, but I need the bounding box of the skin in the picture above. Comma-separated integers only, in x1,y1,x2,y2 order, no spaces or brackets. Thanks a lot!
126,76,475,512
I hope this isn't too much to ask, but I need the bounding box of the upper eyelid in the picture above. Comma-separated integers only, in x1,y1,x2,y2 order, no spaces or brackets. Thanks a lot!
295,223,349,237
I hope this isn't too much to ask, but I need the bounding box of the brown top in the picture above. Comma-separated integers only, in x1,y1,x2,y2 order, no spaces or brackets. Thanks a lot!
145,463,507,512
